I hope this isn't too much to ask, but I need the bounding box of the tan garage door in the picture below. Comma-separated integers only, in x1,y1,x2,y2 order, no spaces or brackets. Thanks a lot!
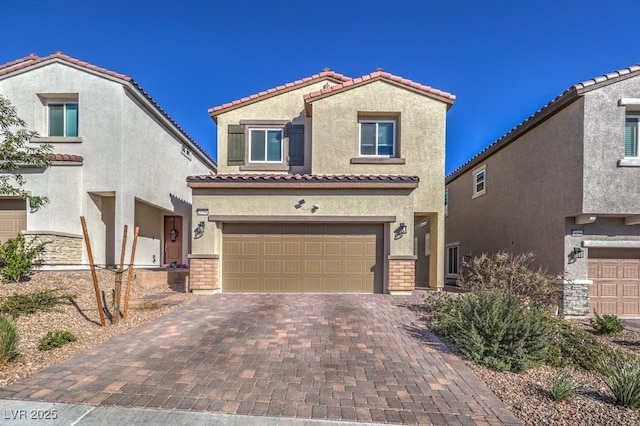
222,223,383,293
588,248,640,316
0,199,26,244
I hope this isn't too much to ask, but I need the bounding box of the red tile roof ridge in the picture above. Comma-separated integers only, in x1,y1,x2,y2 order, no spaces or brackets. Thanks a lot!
47,153,84,162
303,70,455,104
208,69,352,115
187,173,419,182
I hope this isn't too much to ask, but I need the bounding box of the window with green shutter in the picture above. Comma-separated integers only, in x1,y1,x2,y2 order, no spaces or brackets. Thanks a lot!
625,114,640,158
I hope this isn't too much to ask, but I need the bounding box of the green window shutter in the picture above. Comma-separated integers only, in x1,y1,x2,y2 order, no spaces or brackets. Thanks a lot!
625,117,638,157
227,124,245,165
286,124,305,166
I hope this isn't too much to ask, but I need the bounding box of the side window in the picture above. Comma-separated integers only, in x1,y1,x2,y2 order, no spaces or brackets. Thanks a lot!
444,190,449,216
446,244,459,277
359,119,396,157
625,114,640,158
48,102,78,137
472,164,486,198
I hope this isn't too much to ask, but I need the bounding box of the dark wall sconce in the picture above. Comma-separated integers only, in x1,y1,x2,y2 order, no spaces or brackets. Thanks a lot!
394,222,408,240
573,247,584,258
194,221,205,239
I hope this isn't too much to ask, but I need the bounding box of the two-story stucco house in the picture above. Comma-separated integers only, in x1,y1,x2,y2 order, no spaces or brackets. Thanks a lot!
187,69,455,294
446,62,640,317
0,53,216,269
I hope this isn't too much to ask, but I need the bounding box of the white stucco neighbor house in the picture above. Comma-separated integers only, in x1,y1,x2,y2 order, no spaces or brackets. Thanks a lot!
0,52,217,269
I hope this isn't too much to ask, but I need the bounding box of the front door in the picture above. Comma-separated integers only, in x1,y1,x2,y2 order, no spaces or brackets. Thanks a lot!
164,216,182,265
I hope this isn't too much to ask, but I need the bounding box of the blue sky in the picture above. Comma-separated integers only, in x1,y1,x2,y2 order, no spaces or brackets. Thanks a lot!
3,0,640,175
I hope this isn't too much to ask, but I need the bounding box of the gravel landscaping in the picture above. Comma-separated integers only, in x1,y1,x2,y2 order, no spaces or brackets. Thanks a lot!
0,270,204,388
414,292,640,426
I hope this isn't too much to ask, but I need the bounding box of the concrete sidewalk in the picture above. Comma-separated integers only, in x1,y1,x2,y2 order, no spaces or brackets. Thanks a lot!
0,400,380,425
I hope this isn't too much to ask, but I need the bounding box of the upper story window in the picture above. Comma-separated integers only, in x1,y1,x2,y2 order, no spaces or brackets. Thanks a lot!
227,122,304,171
359,120,395,157
48,102,78,137
625,114,640,158
472,164,486,198
249,128,283,163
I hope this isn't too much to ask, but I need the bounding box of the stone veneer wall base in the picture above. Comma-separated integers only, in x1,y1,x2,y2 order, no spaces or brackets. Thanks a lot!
387,257,416,294
188,254,219,293
562,279,593,316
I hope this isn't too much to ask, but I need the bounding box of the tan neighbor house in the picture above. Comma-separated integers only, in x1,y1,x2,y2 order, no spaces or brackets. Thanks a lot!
188,69,455,294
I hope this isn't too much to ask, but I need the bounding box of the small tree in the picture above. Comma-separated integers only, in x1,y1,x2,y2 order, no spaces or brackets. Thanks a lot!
0,95,52,210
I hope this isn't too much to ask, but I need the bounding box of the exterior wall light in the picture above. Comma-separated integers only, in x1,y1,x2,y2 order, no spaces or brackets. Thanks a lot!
399,222,408,235
311,204,319,213
573,247,584,258
194,221,205,239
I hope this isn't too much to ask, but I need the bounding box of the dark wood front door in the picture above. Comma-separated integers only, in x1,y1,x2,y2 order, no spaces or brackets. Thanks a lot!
164,216,182,265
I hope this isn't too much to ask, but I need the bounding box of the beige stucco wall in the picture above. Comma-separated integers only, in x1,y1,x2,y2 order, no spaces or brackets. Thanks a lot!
0,61,215,267
310,80,447,214
445,98,585,277
215,80,337,175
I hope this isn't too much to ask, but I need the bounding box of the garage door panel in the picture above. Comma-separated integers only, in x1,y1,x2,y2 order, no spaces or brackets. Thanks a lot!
264,259,281,273
223,223,381,293
589,249,640,317
242,241,260,256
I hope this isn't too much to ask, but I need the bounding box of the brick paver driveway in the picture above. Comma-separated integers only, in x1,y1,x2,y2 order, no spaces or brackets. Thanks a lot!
0,294,520,425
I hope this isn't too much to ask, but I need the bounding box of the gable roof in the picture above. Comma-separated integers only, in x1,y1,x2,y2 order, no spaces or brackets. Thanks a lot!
208,69,351,120
0,52,217,171
208,69,455,121
304,69,456,114
447,61,640,183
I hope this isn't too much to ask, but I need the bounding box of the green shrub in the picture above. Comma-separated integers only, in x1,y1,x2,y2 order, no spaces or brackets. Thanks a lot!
549,369,579,402
431,291,552,372
546,317,625,373
601,356,640,408
458,251,562,308
0,315,19,364
0,235,48,283
590,312,625,335
38,330,77,351
0,289,73,318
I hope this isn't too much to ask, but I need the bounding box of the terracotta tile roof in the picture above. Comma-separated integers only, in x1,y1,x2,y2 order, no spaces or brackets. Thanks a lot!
0,52,216,170
208,69,352,118
188,173,418,184
304,69,456,107
48,153,84,162
447,61,640,182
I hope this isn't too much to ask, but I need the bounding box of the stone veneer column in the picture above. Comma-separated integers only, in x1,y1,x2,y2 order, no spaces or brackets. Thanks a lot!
187,254,219,294
562,279,593,316
387,255,416,295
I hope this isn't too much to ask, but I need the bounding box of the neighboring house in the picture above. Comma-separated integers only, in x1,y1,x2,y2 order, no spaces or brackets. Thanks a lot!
445,62,640,317
0,52,216,269
187,69,454,294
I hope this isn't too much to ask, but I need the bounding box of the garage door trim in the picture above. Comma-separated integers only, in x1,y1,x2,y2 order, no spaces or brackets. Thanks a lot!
209,215,396,223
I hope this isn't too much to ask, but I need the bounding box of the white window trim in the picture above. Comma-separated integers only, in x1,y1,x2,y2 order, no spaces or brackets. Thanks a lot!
181,145,192,160
446,243,460,278
248,128,284,163
358,119,396,157
625,113,640,159
472,164,486,199
46,101,78,137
